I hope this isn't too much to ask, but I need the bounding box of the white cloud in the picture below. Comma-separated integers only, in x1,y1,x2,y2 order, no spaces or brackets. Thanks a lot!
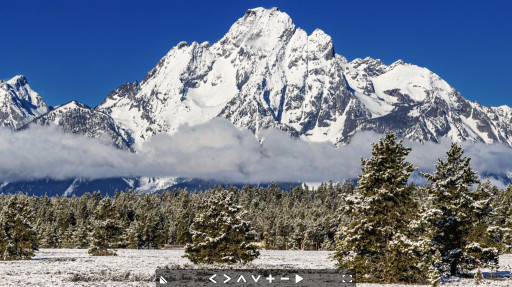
0,119,511,186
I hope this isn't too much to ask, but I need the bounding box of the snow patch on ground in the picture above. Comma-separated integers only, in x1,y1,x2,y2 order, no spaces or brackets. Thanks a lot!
0,249,510,286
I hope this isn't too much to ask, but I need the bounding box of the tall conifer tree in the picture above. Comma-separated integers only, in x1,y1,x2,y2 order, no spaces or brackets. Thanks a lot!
335,132,439,284
0,195,38,260
422,143,499,276
89,195,121,256
184,189,259,264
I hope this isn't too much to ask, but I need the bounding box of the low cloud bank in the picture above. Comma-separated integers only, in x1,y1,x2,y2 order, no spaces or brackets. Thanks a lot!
0,118,511,186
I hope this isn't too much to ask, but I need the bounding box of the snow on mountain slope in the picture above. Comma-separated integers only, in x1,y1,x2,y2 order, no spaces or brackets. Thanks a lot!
26,100,133,150
0,75,48,129
135,176,179,193
350,58,512,146
97,7,369,148
27,6,512,150
5,7,512,194
98,41,218,147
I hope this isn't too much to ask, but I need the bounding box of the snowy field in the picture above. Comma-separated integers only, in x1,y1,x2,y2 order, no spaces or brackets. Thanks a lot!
0,249,510,286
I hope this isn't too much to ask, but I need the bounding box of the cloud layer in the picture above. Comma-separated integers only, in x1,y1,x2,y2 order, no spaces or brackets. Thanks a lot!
0,118,511,186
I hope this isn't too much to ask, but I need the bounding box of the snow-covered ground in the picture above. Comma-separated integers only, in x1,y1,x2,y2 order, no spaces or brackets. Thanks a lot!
0,249,510,286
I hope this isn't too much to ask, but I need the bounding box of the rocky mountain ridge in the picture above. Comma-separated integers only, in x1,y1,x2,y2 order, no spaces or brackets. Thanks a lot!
0,75,48,129
5,8,512,150
94,7,512,149
2,7,512,195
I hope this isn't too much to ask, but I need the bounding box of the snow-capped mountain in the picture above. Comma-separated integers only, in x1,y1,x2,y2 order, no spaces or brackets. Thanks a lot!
4,8,512,151
0,75,48,129
97,7,366,148
4,7,512,195
344,58,512,146
96,7,512,149
25,100,133,150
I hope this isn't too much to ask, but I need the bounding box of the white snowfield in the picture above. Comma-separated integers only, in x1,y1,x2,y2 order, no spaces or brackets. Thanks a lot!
0,75,49,129
0,249,510,286
94,7,512,149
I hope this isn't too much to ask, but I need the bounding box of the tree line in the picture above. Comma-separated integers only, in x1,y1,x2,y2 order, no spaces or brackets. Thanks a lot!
0,180,350,257
1,132,512,285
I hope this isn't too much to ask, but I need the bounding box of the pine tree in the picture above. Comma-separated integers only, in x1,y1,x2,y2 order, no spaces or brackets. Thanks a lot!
422,143,499,276
127,220,142,249
184,189,259,264
38,222,59,248
174,190,194,245
88,195,121,256
335,132,439,284
492,185,512,252
141,210,165,249
474,268,484,285
0,195,38,260
71,221,90,248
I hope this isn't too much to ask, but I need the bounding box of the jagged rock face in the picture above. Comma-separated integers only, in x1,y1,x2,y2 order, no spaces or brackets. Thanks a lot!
97,7,369,148
26,101,133,150
32,7,512,149
0,76,48,129
349,61,512,146
3,7,512,194
98,80,139,114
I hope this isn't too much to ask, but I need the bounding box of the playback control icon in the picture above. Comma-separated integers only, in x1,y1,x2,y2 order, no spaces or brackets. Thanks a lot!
155,268,355,286
208,273,304,284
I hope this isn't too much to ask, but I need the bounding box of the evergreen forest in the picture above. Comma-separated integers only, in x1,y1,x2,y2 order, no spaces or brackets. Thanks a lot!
1,133,512,284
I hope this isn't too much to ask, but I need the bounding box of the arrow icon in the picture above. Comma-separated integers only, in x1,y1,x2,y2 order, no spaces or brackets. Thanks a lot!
223,274,231,283
209,274,217,283
237,275,247,283
295,274,303,283
251,275,261,282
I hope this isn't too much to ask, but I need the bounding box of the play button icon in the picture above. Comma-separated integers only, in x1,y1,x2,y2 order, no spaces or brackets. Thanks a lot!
295,274,303,283
156,268,354,286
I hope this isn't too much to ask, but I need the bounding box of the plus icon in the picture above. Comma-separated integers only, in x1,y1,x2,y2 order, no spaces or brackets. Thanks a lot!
266,274,275,283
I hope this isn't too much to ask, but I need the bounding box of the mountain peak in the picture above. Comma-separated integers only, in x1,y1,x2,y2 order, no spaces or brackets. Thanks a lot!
60,100,90,110
93,6,512,151
176,41,189,49
98,80,140,111
7,75,28,87
308,28,334,60
29,99,133,150
0,75,48,129
389,59,406,69
244,7,280,17
239,7,292,28
218,7,295,53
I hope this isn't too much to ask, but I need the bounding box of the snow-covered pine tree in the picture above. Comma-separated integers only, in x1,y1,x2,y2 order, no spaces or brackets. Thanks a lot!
0,195,38,260
71,221,90,248
166,221,177,246
422,143,499,276
335,132,439,284
54,197,75,247
88,195,121,256
467,181,502,263
492,185,512,252
138,200,166,249
126,220,142,249
474,268,484,285
174,190,194,245
38,222,59,248
184,189,259,264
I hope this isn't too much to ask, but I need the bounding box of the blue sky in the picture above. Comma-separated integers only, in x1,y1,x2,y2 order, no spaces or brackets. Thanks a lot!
1,0,511,107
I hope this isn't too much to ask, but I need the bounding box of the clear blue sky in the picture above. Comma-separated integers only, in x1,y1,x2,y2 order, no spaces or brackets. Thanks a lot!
1,0,511,108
